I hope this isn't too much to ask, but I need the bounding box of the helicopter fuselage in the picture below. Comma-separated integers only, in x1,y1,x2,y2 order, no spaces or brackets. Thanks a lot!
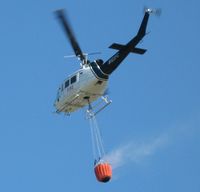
54,63,108,114
54,9,154,115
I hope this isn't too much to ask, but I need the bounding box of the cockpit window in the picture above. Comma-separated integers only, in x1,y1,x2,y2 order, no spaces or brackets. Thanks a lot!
65,80,69,88
71,75,77,84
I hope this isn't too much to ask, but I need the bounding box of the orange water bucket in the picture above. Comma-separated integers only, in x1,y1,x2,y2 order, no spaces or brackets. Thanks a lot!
94,162,112,182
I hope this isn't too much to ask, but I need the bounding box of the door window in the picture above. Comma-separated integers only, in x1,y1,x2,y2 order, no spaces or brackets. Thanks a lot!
71,75,77,84
65,80,69,88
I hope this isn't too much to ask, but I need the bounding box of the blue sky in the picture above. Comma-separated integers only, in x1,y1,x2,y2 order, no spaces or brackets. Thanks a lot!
0,0,200,191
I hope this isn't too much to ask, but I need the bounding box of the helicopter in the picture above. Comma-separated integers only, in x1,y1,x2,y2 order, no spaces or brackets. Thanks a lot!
54,8,157,116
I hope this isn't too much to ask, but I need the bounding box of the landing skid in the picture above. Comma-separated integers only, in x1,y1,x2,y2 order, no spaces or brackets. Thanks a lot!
86,95,112,118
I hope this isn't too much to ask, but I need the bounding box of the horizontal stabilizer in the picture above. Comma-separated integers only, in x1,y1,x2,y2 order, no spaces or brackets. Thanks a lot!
109,43,147,54
132,47,147,54
109,43,125,50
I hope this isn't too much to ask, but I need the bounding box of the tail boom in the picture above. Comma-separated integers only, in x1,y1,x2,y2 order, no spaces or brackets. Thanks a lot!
99,10,152,75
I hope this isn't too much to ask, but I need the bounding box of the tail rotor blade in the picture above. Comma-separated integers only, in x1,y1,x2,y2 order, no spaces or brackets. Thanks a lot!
154,8,162,17
55,9,85,62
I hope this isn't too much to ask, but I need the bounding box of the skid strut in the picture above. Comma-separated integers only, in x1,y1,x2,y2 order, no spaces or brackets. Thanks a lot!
86,96,112,118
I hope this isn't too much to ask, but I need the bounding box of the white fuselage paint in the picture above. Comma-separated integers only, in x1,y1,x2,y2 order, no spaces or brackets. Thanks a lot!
54,65,108,113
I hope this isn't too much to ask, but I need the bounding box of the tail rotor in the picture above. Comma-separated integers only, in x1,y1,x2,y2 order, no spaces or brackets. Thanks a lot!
143,6,162,17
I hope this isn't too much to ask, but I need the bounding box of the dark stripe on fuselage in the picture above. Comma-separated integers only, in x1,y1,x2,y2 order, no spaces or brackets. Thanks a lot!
89,62,109,80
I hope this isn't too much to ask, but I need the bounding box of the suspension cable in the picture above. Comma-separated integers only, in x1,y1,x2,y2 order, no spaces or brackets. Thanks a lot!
89,116,96,159
93,116,105,157
88,109,105,162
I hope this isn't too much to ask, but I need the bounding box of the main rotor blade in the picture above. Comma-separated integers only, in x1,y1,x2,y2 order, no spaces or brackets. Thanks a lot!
55,9,85,62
